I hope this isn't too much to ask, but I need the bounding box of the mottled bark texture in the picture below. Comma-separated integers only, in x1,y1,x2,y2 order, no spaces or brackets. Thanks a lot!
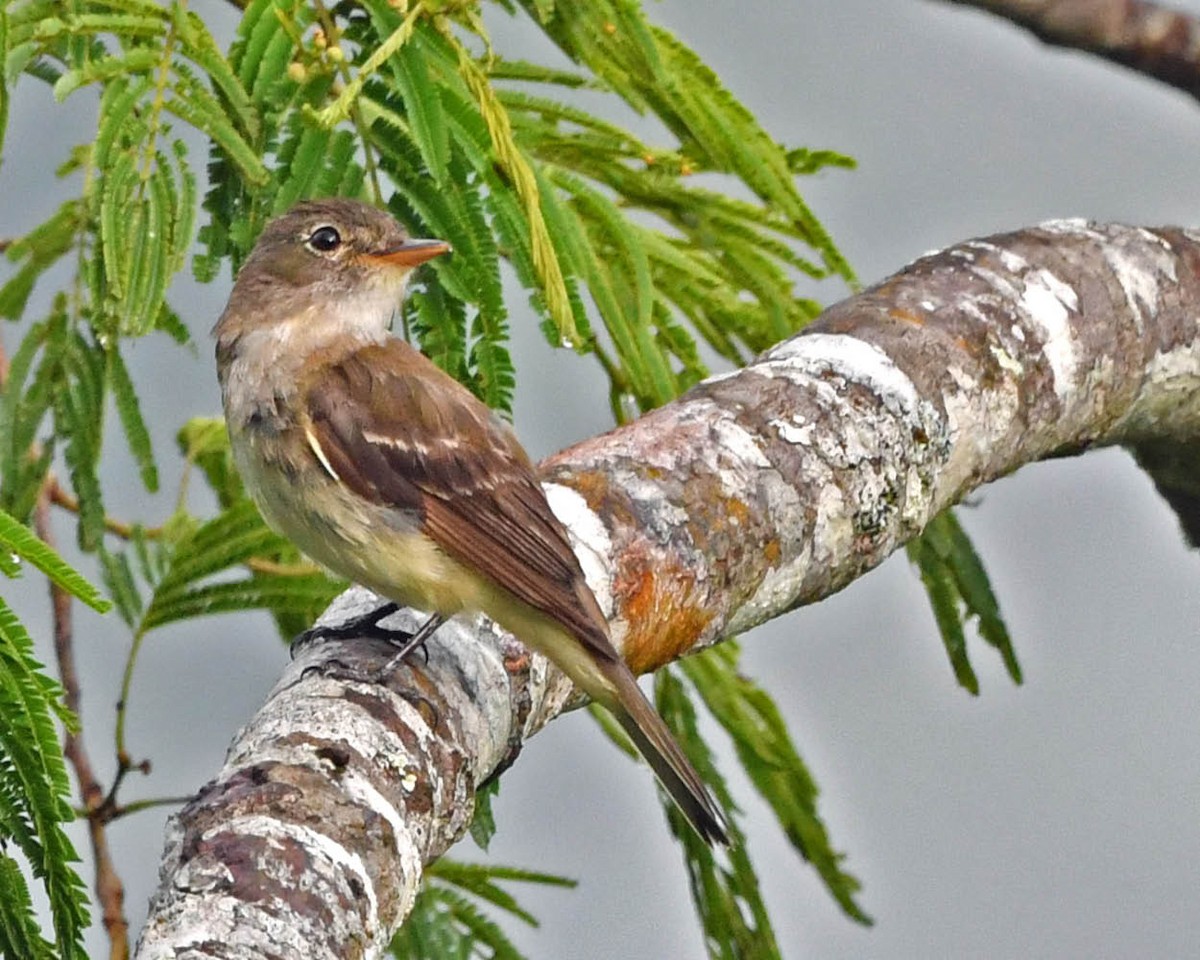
135,221,1200,959
941,0,1200,103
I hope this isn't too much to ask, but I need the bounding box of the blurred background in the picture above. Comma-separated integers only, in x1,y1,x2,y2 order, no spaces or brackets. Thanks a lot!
4,1,1200,957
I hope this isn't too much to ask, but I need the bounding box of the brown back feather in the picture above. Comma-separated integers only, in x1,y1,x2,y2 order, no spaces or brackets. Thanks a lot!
305,342,619,663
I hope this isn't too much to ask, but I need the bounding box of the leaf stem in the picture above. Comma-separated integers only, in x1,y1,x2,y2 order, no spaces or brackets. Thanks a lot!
311,0,385,205
312,2,425,130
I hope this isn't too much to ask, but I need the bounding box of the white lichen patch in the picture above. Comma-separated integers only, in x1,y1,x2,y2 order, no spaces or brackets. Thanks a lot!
1101,229,1175,336
763,333,924,418
1019,267,1081,399
1037,217,1100,237
338,769,411,856
969,261,1022,302
223,679,434,786
946,363,978,393
999,247,1030,273
710,415,773,470
610,465,689,532
223,815,379,921
758,332,949,509
544,482,615,615
773,416,814,446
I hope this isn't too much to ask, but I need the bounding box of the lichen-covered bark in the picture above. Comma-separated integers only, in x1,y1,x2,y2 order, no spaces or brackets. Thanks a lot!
135,221,1200,959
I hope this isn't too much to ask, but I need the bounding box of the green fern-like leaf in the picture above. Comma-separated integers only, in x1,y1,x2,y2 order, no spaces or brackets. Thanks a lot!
105,342,159,492
655,664,785,959
680,644,872,926
0,317,55,520
147,500,285,593
55,334,107,551
907,510,1020,691
0,200,81,320
172,7,260,142
176,416,244,508
99,545,145,628
165,71,269,186
0,509,111,613
0,598,89,960
392,885,523,960
0,854,57,960
428,860,576,928
140,500,343,633
390,25,450,184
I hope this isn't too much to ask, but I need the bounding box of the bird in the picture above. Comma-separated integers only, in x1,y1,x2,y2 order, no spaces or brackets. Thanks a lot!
213,197,728,845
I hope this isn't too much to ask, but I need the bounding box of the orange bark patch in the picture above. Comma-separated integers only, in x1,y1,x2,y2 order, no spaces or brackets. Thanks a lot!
762,538,781,564
554,469,610,512
722,495,750,525
616,558,714,675
889,307,926,326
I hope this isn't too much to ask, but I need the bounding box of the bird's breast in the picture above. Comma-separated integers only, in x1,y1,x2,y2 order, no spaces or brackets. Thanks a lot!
231,420,482,616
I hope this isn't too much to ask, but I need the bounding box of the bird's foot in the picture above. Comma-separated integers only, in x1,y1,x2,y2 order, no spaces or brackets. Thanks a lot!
295,609,448,727
291,602,408,660
293,608,448,678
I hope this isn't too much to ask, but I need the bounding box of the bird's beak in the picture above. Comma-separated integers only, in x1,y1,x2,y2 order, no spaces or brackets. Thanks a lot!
370,238,452,268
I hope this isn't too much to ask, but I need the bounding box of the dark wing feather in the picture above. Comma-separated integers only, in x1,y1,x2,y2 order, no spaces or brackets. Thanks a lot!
305,342,618,660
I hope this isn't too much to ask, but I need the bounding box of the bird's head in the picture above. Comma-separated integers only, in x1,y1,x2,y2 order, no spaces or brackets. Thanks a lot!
214,198,450,348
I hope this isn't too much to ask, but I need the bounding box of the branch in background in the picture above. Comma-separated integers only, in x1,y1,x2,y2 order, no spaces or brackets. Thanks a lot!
35,487,130,960
134,220,1200,958
47,479,163,541
941,0,1200,102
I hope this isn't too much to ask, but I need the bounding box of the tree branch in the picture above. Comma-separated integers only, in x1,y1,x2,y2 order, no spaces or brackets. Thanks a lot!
36,486,130,960
134,220,1200,959
939,0,1200,102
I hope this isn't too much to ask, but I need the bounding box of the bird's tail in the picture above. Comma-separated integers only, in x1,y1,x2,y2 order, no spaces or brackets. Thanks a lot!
603,664,730,846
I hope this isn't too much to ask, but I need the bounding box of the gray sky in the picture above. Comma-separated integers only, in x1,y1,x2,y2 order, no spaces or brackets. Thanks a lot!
4,2,1200,957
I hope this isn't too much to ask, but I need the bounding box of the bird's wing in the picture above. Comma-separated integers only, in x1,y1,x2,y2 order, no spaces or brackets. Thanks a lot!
304,341,617,658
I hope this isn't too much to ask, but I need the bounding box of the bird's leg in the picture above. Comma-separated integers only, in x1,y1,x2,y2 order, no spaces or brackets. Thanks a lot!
291,601,402,655
294,608,447,721
378,612,447,677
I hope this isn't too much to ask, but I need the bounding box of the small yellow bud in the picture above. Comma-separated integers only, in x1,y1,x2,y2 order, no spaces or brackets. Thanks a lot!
603,21,617,35
287,61,307,83
313,27,327,49
327,44,345,63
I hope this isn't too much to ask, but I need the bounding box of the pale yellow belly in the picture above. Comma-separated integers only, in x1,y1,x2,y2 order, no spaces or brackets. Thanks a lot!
235,430,484,616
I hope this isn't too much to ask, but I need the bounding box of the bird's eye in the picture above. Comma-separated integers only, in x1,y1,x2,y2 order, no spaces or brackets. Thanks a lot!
306,225,342,253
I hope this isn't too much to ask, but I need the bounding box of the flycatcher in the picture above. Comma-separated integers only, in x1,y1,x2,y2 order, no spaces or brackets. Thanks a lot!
214,197,727,845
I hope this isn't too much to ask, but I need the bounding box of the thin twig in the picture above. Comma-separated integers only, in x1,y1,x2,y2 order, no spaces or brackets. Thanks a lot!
107,795,194,819
312,0,386,204
48,478,163,540
36,486,130,960
244,555,324,576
